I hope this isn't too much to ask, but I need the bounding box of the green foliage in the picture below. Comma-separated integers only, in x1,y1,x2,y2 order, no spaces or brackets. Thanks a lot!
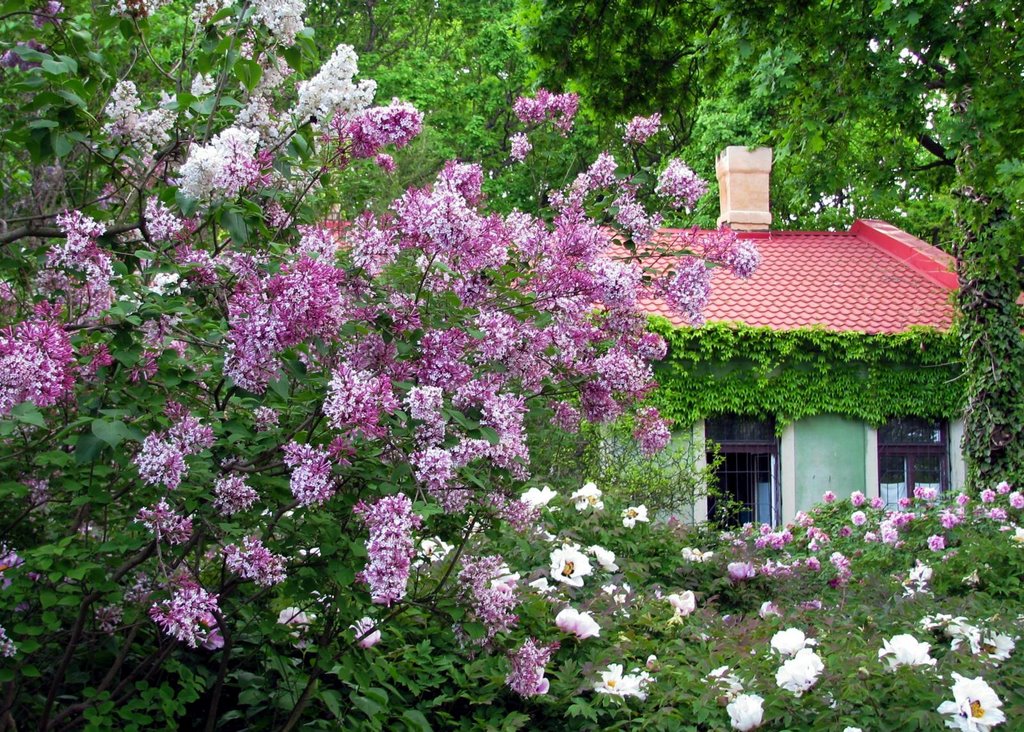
648,319,964,428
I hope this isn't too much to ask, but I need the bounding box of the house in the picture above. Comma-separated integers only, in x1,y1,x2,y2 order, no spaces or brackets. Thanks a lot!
642,147,964,526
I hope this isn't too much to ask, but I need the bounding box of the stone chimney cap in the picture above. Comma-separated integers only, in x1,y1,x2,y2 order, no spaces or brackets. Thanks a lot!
716,146,773,232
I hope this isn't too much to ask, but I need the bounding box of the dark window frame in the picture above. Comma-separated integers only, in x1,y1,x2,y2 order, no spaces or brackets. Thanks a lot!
877,418,949,504
706,415,780,526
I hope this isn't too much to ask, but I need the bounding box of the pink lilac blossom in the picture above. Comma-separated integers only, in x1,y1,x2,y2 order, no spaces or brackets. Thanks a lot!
295,225,338,260
622,113,661,145
133,411,213,489
633,406,671,456
0,546,23,589
283,441,335,507
506,638,557,697
509,132,532,162
0,624,15,657
550,401,581,432
149,580,220,648
354,494,422,606
658,256,711,326
346,212,399,277
323,362,398,440
253,406,278,431
33,1,63,27
374,153,395,172
135,499,193,545
655,158,708,210
612,188,662,244
330,100,423,160
223,536,287,587
213,475,258,515
144,199,184,241
459,555,519,643
512,89,579,134
94,605,123,634
0,310,76,417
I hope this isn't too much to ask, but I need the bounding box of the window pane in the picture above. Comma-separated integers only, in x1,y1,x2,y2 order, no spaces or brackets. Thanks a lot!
879,417,941,445
880,454,907,508
913,454,943,490
706,415,774,443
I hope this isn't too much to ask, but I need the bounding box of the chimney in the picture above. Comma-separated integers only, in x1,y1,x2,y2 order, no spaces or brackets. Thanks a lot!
716,146,773,231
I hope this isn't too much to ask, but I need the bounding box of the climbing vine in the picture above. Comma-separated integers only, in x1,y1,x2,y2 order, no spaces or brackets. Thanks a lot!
648,319,965,430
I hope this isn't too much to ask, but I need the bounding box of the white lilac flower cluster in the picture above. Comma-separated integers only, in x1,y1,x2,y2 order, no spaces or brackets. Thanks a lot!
292,44,376,126
103,80,175,156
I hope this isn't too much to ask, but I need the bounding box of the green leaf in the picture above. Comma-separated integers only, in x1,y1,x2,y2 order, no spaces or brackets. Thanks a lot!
91,419,131,448
220,209,249,245
349,693,382,717
74,432,105,464
401,709,432,732
11,402,46,428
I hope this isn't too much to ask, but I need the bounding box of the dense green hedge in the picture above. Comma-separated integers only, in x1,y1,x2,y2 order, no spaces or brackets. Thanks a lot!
648,318,965,429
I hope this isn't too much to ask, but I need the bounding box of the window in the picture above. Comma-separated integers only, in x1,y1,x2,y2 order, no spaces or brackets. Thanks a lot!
878,417,948,509
706,415,779,526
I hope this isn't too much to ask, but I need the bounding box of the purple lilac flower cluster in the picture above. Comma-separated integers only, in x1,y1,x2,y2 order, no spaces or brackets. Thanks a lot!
355,494,422,606
283,441,335,507
632,406,672,456
0,305,76,417
323,361,399,440
213,475,258,515
622,113,662,145
135,498,193,545
506,638,557,697
458,555,519,643
149,579,220,648
223,536,287,587
133,407,214,490
655,158,709,210
512,88,579,135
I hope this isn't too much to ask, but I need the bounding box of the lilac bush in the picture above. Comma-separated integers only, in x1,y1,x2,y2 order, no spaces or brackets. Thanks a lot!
0,0,763,726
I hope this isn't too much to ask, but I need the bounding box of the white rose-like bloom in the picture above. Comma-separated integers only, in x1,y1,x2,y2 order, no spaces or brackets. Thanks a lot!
727,693,764,731
843,728,864,732
593,663,650,700
292,44,377,125
775,648,824,696
570,482,603,511
521,485,557,509
707,666,744,699
350,617,380,649
667,590,696,617
528,577,553,594
982,633,1015,663
759,601,781,619
549,544,592,587
770,628,816,657
588,545,619,572
491,563,520,590
937,673,1005,731
622,504,649,528
681,547,714,562
415,537,453,566
555,607,600,639
878,634,936,670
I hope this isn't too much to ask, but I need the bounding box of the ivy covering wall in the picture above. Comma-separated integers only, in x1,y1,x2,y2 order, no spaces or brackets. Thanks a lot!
648,318,965,430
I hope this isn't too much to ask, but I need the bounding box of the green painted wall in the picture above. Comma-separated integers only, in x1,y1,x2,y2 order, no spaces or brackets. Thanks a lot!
793,415,866,514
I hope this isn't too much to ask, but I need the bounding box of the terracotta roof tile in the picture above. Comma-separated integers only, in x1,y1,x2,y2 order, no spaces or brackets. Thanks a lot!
637,220,957,334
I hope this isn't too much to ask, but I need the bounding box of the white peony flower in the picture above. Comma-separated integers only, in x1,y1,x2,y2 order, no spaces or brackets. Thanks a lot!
555,607,600,639
981,633,1015,663
528,577,554,595
415,537,454,566
707,665,744,699
622,504,649,528
775,648,824,696
666,590,696,617
727,693,764,731
521,485,557,509
759,601,781,619
593,663,651,700
770,628,816,657
878,634,936,670
588,545,619,572
350,617,380,649
937,673,1005,731
549,544,592,587
681,547,714,562
570,482,604,511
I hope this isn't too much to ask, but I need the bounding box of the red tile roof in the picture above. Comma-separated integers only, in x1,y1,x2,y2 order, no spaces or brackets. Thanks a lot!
639,219,957,334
